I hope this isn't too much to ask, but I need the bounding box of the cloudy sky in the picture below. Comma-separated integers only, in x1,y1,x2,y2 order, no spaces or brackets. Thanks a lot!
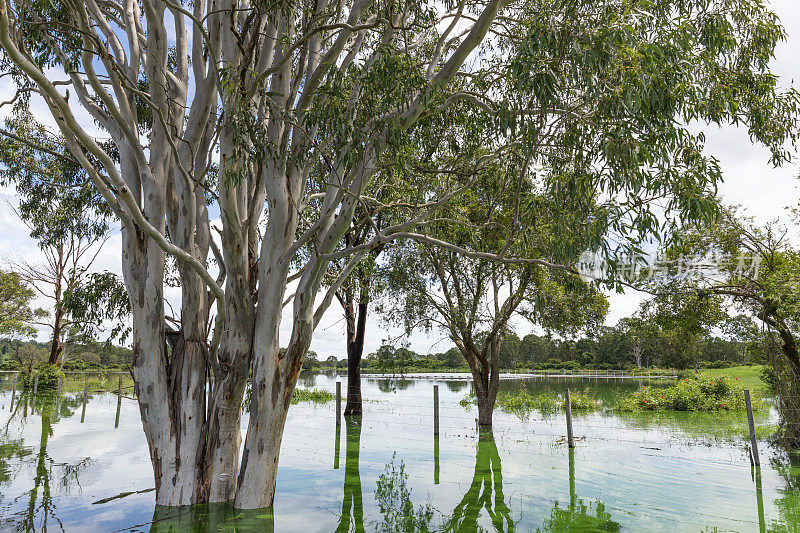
1,1,799,358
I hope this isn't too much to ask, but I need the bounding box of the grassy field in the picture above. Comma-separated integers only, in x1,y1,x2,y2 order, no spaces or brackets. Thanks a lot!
695,365,768,393
60,372,134,394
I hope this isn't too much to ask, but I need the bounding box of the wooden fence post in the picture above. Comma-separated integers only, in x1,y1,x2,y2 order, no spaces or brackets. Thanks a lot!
335,381,341,426
11,373,17,397
755,463,766,533
333,419,341,470
434,435,440,485
117,377,122,404
433,385,439,436
32,375,38,396
565,388,574,448
745,389,760,467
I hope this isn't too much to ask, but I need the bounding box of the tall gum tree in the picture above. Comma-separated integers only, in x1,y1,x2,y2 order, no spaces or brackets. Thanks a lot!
384,169,609,426
0,0,795,509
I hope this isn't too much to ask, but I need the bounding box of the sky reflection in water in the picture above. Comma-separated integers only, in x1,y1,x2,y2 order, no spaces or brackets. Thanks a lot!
0,371,798,531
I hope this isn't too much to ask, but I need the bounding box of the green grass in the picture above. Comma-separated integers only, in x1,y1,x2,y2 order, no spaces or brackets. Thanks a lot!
461,387,601,419
693,365,767,393
290,388,335,404
60,372,133,394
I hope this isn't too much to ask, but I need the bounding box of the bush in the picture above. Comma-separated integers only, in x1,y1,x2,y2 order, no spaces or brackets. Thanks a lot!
62,359,103,371
20,363,65,391
0,359,20,371
614,373,763,412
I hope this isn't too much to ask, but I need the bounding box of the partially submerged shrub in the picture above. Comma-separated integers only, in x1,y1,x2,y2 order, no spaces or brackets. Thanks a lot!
497,389,560,416
614,373,763,412
20,364,64,391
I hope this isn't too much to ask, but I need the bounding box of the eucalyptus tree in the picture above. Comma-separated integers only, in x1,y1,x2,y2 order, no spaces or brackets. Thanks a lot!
384,169,608,426
320,207,389,415
652,210,800,445
335,240,384,416
0,110,113,366
0,0,795,509
0,269,41,339
638,283,727,371
0,270,45,368
616,316,660,368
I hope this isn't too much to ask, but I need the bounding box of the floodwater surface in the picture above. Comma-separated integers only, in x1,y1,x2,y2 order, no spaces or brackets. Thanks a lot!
0,372,797,531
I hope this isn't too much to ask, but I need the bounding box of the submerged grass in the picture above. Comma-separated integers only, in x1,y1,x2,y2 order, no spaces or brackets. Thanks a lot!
39,373,334,405
461,386,601,418
60,373,134,394
614,373,765,413
291,388,335,404
615,408,776,443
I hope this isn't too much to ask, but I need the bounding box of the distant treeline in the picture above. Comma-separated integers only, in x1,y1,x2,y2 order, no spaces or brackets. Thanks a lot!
0,338,133,370
1,323,774,373
306,327,776,372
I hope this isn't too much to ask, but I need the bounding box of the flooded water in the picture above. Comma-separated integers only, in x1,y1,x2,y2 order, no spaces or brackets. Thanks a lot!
0,371,797,531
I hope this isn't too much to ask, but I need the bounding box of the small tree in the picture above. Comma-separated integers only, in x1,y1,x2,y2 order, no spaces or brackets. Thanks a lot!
0,269,42,340
13,342,47,373
639,286,726,372
0,111,113,366
385,171,608,425
723,315,762,365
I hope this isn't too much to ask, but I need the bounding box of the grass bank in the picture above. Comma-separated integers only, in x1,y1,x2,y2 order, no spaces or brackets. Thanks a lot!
692,365,767,392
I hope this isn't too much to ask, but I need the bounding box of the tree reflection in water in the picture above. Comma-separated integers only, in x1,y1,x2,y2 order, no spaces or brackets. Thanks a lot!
536,447,620,532
148,504,275,532
443,428,514,532
0,392,90,532
766,451,800,533
336,416,364,533
0,390,625,532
